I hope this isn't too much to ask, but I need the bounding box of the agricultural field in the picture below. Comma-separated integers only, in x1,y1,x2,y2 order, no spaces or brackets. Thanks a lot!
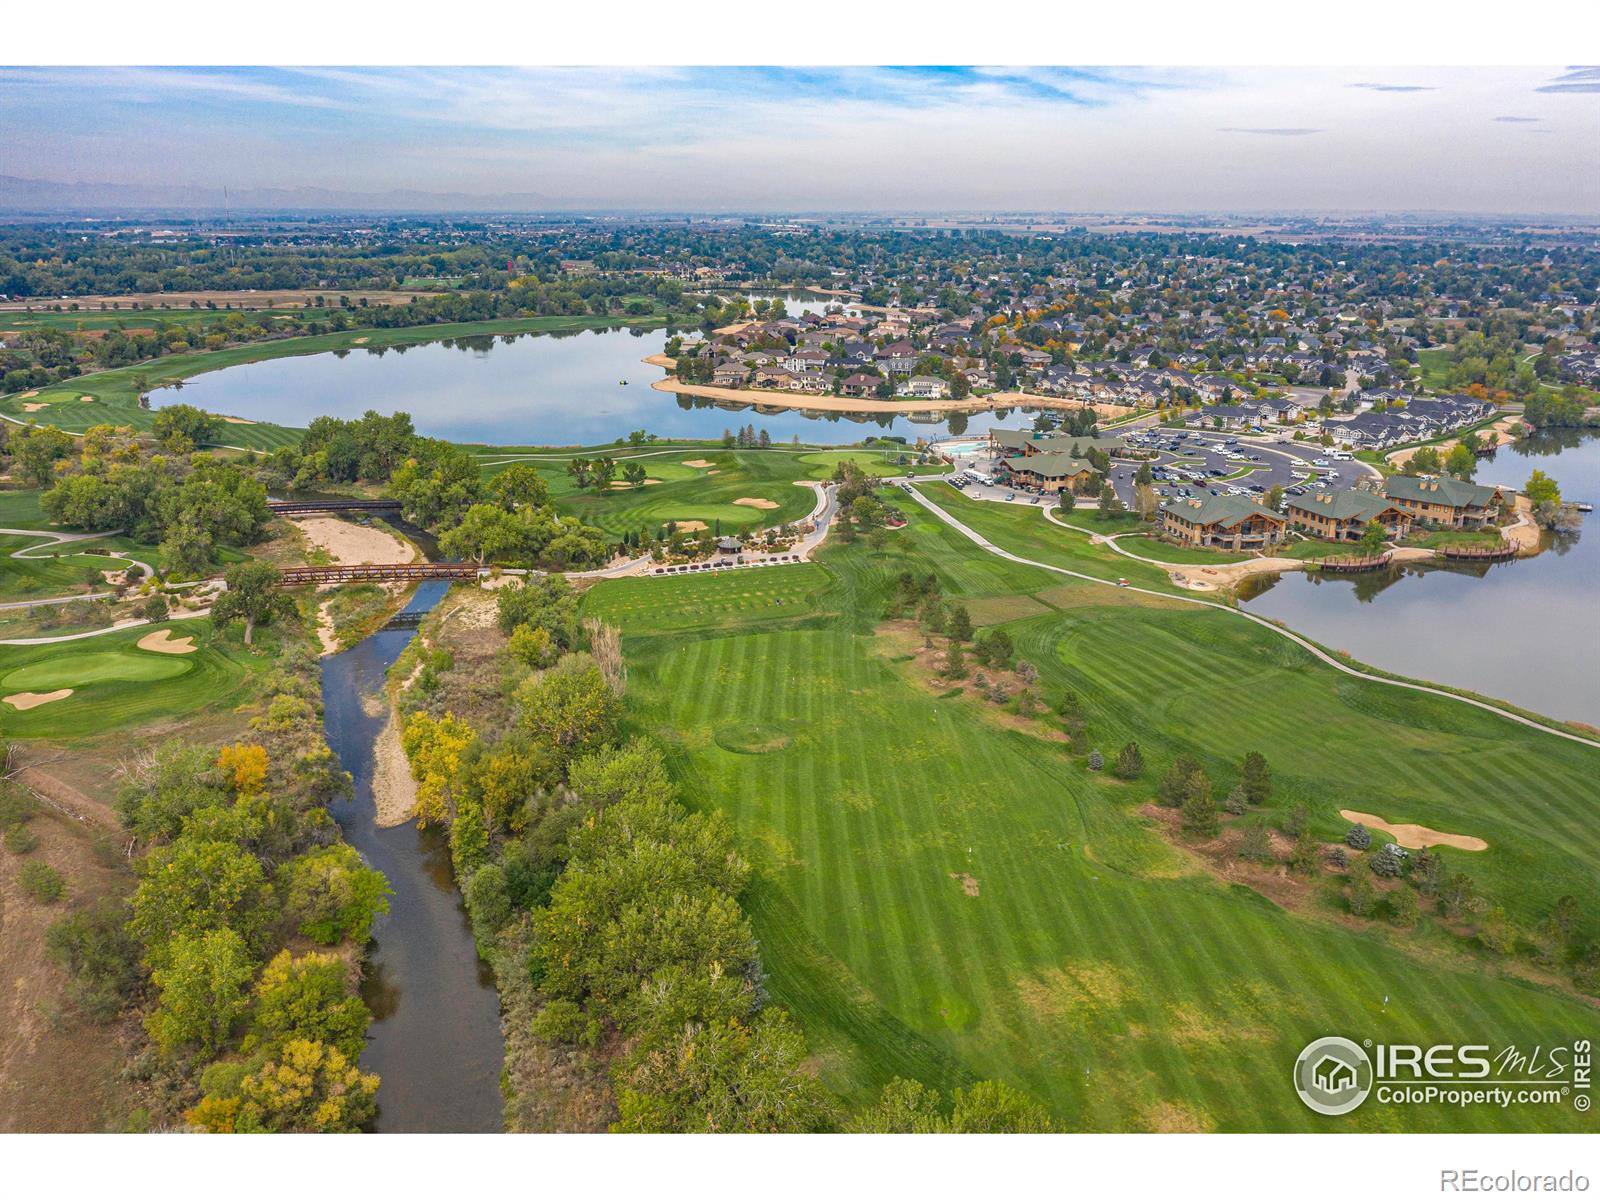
583,491,1600,1131
0,619,267,739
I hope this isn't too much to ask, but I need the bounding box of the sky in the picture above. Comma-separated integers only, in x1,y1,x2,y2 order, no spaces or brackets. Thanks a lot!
1,65,1597,213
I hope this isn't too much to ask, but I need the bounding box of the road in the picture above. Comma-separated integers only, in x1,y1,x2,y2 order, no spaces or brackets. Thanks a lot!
900,480,1600,751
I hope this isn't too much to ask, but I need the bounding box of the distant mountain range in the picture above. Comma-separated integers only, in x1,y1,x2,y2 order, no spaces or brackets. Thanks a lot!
0,174,559,214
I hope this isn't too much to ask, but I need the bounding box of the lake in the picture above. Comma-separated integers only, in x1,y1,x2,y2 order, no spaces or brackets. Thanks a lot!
1240,431,1600,727
158,310,1018,446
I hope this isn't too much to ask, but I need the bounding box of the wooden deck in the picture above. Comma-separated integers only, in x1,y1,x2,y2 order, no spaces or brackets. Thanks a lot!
1441,544,1517,563
1315,552,1393,574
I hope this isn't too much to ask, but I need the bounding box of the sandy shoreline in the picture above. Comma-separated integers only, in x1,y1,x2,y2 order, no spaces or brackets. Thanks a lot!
646,367,1133,419
292,514,417,565
371,707,417,828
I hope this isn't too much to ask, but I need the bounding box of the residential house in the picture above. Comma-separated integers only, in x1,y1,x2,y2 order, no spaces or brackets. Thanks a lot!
900,374,949,399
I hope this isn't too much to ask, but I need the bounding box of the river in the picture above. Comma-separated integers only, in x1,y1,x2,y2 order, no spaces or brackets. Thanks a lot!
321,580,504,1132
1240,431,1600,727
155,314,1019,446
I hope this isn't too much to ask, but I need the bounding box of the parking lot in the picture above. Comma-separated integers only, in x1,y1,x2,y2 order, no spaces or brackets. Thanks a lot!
937,427,1380,514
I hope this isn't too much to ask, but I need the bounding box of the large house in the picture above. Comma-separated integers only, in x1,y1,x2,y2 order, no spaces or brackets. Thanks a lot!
1286,490,1413,541
996,452,1094,494
900,375,949,399
1162,494,1288,551
1383,475,1507,528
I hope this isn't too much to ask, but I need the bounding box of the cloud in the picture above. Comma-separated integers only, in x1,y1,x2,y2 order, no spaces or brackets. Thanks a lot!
1349,82,1436,93
1536,66,1600,93
1493,115,1542,122
1219,127,1323,136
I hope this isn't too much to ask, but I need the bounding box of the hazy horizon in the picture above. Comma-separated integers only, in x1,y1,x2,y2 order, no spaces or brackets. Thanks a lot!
2,66,1597,214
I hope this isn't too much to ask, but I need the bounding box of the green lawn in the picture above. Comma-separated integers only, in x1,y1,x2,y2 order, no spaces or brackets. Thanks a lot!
1400,528,1504,551
0,619,266,739
1119,535,1252,566
1277,539,1370,561
581,501,1600,1132
919,485,1188,596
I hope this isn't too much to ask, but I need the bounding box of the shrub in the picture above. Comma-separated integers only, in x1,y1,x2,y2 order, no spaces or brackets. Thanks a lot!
19,861,65,904
1326,846,1348,869
1283,802,1310,839
1222,785,1248,816
46,902,141,1020
1086,750,1104,772
1389,886,1421,928
5,825,39,855
1237,823,1272,864
529,997,594,1046
1347,874,1378,917
1345,823,1372,850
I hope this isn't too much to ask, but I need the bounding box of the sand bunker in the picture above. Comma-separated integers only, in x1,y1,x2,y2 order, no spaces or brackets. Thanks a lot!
733,497,779,510
79,395,95,402
671,520,709,533
609,478,662,488
352,336,370,345
21,402,48,412
137,629,196,654
682,459,714,469
222,416,257,425
4,689,73,710
17,389,38,398
1340,810,1487,852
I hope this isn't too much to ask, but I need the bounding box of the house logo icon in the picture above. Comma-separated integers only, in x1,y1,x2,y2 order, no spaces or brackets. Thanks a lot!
1294,1036,1374,1116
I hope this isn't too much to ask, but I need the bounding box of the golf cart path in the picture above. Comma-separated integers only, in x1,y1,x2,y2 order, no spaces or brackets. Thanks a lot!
0,525,158,609
905,484,1600,751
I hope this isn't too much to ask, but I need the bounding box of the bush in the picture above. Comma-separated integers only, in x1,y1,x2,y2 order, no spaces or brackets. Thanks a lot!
1345,823,1372,850
464,863,513,946
529,997,595,1046
5,825,39,855
46,902,141,1020
1347,874,1378,917
1283,802,1310,839
19,861,65,904
1326,846,1348,869
1086,750,1104,772
1222,785,1248,816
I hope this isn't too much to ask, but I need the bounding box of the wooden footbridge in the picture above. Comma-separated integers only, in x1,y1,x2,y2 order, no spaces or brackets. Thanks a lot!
276,562,481,586
1314,552,1392,574
1441,544,1517,563
267,499,404,516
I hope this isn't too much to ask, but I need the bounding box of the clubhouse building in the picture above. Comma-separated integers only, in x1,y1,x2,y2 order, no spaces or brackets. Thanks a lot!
996,451,1094,494
1285,490,1413,542
1382,475,1507,529
1161,494,1288,551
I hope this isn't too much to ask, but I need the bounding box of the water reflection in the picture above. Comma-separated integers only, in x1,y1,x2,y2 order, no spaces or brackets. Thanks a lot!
1241,432,1600,725
160,321,1028,446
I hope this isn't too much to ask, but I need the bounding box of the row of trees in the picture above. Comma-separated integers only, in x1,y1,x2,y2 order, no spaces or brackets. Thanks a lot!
395,574,1055,1130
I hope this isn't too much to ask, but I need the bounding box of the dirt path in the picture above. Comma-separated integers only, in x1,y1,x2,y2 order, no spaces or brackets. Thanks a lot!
1386,415,1525,468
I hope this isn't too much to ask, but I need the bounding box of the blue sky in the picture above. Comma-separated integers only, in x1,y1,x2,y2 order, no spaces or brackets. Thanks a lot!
1,66,1596,211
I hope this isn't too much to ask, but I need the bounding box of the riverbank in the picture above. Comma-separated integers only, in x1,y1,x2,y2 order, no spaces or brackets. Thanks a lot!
1386,413,1526,467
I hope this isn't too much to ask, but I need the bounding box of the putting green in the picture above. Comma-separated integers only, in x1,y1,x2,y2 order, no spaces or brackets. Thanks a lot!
2,650,192,691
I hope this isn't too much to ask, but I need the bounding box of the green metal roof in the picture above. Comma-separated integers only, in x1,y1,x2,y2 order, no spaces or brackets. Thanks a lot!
1384,474,1502,509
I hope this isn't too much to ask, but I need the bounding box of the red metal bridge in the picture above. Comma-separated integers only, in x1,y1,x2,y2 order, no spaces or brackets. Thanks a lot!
276,562,481,586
